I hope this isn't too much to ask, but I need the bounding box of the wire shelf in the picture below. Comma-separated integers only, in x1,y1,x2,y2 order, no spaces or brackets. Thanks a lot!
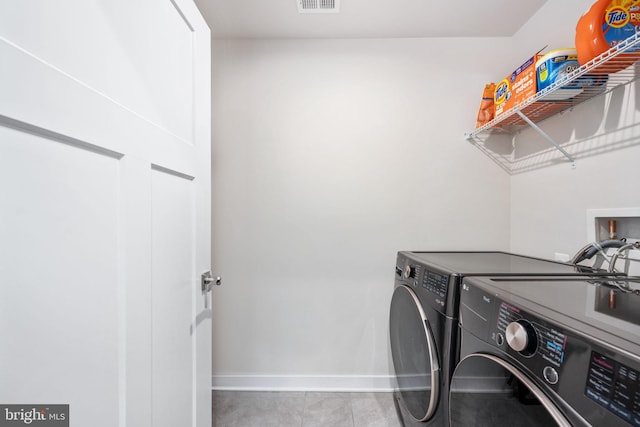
465,32,640,173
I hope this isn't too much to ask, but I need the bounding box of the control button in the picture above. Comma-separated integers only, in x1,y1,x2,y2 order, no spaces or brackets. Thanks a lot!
506,320,538,356
543,366,559,385
496,333,504,346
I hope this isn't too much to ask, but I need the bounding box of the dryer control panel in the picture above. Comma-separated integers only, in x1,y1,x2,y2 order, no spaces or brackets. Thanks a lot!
395,253,450,315
422,270,448,303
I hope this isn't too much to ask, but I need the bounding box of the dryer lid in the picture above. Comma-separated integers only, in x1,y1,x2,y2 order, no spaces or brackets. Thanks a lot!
402,251,597,276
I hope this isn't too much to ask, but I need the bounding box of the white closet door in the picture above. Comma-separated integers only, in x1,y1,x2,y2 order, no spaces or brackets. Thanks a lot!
0,1,211,426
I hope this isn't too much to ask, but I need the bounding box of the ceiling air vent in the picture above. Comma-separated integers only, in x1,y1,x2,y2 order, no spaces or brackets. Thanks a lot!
297,0,340,13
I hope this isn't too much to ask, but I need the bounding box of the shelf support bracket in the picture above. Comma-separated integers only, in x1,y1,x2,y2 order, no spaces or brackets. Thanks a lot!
515,109,576,168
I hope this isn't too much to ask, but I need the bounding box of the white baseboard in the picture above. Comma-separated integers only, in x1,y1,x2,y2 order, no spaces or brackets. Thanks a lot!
211,375,396,392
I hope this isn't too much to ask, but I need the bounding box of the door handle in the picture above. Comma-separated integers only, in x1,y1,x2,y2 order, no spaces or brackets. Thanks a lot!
201,271,222,292
201,270,221,308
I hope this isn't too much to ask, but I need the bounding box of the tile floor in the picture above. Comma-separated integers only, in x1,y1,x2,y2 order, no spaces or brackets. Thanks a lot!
212,391,402,427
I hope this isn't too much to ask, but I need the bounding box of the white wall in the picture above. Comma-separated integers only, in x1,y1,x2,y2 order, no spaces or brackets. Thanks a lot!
211,37,511,390
210,0,640,392
510,0,640,258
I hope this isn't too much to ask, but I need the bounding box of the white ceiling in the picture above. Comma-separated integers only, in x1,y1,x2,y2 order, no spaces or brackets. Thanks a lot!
194,0,548,39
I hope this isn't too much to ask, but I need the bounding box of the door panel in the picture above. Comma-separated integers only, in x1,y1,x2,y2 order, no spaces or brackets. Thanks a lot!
151,168,195,427
0,126,122,426
0,1,211,426
0,0,194,142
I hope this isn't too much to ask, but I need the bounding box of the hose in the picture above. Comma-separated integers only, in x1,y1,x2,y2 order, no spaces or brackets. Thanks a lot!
570,239,627,265
608,241,640,273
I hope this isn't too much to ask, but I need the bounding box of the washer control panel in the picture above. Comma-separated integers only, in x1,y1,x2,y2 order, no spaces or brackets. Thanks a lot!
460,281,568,386
585,351,640,425
498,301,567,368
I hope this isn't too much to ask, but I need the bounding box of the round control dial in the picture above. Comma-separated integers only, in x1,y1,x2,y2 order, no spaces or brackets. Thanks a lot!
403,265,415,279
505,320,538,356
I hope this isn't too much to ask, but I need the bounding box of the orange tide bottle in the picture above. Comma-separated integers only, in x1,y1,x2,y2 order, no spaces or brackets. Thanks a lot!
575,0,640,73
